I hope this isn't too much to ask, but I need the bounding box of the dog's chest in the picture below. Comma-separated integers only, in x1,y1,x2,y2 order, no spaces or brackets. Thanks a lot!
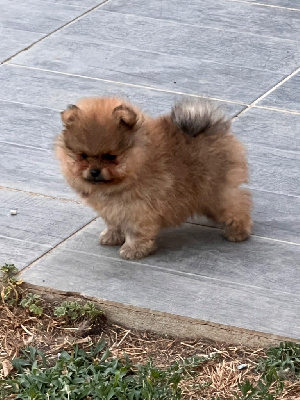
84,191,141,224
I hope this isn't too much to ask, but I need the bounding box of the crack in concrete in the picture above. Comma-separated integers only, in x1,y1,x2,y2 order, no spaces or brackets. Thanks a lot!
235,65,300,118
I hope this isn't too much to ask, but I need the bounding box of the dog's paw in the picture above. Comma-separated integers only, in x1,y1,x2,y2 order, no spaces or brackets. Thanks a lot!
120,242,156,260
224,226,251,242
99,229,125,246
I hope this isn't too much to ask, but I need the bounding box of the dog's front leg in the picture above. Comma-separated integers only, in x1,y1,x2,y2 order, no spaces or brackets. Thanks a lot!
99,226,125,246
120,223,160,260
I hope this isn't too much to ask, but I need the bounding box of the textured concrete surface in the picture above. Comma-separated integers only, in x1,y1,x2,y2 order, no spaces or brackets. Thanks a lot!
0,0,299,341
39,10,300,74
22,223,300,338
11,36,284,104
258,72,300,112
0,0,108,62
0,189,95,269
103,0,300,40
244,0,300,9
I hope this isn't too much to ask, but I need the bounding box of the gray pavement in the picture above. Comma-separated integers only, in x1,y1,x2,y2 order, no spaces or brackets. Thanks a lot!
0,0,299,340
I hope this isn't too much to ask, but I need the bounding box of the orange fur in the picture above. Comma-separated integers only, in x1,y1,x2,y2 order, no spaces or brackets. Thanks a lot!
55,97,252,259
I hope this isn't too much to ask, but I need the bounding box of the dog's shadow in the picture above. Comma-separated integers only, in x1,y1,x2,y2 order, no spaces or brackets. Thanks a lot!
141,222,259,283
79,219,253,274
151,222,251,263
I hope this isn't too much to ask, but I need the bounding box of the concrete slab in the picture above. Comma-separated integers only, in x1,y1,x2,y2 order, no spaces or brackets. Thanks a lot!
233,108,300,196
247,145,299,197
102,0,300,40
11,35,285,104
257,72,300,112
0,0,88,33
0,101,60,150
0,189,95,246
39,0,103,8
250,190,300,243
0,65,244,116
54,10,300,74
0,236,50,271
243,0,300,9
0,28,41,63
233,107,300,152
0,142,75,199
20,221,300,339
61,220,300,289
0,0,104,62
0,189,95,269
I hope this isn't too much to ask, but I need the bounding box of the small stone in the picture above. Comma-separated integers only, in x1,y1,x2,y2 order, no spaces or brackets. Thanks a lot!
237,364,248,370
10,210,18,215
208,352,219,358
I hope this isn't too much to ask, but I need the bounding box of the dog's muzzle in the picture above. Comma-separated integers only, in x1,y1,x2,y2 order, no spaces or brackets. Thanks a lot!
87,168,105,183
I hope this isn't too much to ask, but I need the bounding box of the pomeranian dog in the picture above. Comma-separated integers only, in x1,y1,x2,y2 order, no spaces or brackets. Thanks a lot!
56,97,252,260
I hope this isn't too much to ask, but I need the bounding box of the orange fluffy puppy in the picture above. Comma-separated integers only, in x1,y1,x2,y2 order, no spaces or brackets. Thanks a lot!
56,97,252,260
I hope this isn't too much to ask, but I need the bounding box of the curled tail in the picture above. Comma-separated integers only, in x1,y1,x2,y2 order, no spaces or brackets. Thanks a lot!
171,97,231,137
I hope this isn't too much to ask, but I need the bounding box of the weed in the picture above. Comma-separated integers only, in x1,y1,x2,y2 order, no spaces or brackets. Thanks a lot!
234,369,284,400
54,300,104,323
1,264,44,315
231,342,300,400
0,263,23,306
0,340,206,400
0,263,19,278
258,341,300,377
20,293,44,316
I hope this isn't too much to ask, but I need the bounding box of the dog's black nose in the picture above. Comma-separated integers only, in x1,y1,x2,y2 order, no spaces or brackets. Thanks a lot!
90,168,101,178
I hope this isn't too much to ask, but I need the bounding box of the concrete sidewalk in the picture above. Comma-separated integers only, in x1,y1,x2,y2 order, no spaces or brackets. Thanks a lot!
1,0,299,342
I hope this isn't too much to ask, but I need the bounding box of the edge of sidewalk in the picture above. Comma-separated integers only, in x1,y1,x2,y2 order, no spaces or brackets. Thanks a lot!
25,282,297,347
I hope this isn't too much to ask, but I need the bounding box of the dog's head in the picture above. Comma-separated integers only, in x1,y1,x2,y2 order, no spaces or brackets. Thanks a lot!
56,97,147,193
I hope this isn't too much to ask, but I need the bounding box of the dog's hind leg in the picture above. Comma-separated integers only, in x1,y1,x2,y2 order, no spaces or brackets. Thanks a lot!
216,188,252,242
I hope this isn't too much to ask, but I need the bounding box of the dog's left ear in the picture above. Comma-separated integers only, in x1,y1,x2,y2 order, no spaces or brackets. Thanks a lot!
61,104,80,127
113,104,138,128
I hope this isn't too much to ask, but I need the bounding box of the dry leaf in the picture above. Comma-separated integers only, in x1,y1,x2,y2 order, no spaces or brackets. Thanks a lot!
23,335,33,345
2,359,13,377
73,337,90,345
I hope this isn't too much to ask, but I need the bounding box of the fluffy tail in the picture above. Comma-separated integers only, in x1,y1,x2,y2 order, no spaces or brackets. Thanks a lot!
171,97,231,137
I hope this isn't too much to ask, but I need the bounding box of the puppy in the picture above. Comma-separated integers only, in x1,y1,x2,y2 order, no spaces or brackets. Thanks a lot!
56,97,252,260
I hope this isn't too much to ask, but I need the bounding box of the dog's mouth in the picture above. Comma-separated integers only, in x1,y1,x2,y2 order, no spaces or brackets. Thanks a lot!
84,177,113,184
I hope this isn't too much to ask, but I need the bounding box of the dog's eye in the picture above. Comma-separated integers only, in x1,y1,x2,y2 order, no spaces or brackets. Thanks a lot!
102,154,117,161
81,153,88,160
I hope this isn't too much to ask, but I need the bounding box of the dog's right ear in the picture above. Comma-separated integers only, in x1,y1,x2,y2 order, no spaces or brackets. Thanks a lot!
112,104,139,129
61,104,80,127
